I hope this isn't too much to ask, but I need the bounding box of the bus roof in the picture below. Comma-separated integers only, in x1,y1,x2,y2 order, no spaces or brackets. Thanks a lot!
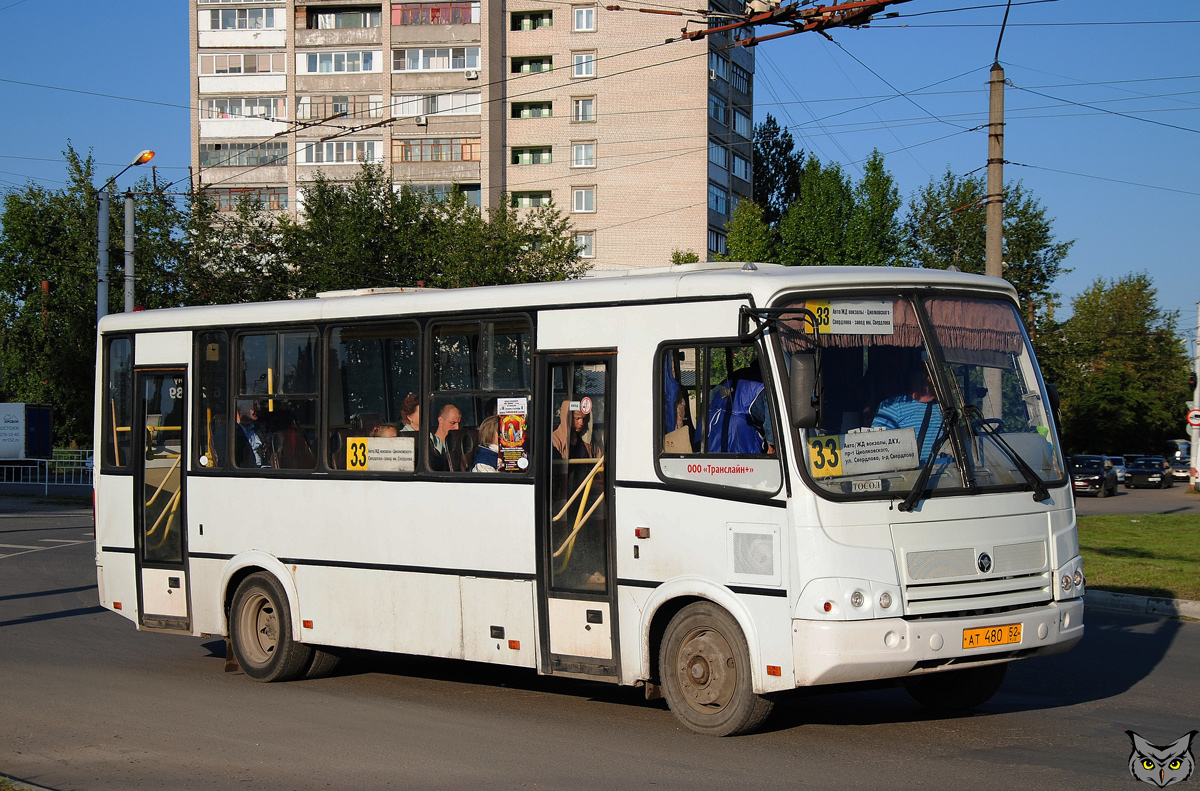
97,264,1019,333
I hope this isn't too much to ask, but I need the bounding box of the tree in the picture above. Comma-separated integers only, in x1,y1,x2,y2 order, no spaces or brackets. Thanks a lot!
903,169,1072,323
720,200,775,263
752,114,803,229
845,149,902,267
777,157,853,266
1039,274,1191,455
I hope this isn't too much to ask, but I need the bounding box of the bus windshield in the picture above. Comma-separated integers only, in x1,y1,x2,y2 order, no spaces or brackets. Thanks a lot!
778,294,1065,500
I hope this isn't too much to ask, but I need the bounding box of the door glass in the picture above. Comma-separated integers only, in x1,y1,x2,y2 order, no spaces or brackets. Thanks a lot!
142,373,185,564
548,361,609,593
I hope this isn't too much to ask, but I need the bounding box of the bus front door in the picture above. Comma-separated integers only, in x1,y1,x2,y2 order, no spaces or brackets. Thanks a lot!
537,356,619,679
134,369,190,631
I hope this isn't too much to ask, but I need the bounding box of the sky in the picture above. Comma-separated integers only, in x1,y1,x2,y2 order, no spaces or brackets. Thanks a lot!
0,0,1196,349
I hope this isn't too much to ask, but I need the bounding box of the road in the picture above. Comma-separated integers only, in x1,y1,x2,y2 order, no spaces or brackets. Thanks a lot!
1,497,1198,790
1073,476,1200,516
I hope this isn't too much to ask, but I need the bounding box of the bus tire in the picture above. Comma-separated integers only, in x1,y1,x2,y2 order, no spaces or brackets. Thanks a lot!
659,602,774,736
230,572,313,682
304,647,342,680
905,662,1008,711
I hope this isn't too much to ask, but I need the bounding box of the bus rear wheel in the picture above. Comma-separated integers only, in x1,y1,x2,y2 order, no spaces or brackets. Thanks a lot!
905,662,1008,711
230,572,313,682
659,602,774,736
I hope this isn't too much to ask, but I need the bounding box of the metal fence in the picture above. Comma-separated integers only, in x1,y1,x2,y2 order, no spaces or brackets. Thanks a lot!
0,449,94,493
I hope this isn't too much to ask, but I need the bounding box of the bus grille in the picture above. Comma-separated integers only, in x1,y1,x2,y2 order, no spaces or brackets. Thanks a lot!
904,571,1053,617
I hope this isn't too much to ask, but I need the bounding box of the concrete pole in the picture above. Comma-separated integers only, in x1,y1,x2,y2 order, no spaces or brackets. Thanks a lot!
985,62,1005,279
124,191,135,313
1192,302,1200,491
97,190,110,323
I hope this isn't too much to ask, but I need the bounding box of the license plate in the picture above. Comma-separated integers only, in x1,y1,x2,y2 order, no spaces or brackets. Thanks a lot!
962,623,1022,650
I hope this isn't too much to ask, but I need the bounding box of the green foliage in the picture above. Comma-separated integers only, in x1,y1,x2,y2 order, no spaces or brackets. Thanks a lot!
1078,513,1200,600
845,150,903,267
1039,273,1190,455
778,157,854,266
671,249,700,265
719,200,775,263
751,114,803,229
902,168,1072,320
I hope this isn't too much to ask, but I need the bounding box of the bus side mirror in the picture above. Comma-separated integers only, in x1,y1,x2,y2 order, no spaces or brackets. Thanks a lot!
789,353,818,429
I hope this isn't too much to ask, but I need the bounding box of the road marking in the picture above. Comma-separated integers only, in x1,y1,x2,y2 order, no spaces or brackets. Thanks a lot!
39,538,79,544
0,543,42,550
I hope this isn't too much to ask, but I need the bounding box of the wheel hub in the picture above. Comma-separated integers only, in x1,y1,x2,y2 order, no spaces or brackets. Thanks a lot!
678,628,735,707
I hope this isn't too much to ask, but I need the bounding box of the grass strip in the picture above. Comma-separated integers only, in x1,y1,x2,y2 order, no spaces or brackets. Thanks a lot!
1078,513,1200,601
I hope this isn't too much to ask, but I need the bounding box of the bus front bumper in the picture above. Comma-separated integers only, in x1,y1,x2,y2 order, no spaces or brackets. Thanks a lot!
791,598,1084,687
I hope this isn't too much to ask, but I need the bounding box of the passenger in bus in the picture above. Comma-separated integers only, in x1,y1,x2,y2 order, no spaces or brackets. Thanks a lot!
398,394,420,433
552,402,600,461
369,424,399,438
234,401,272,468
267,408,317,469
428,403,462,471
706,360,775,455
871,367,943,464
472,415,501,472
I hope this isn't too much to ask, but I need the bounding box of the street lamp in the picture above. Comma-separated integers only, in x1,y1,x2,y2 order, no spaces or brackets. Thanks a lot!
97,150,154,323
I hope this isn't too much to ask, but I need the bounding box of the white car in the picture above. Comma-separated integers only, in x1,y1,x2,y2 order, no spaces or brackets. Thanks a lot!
1107,456,1127,483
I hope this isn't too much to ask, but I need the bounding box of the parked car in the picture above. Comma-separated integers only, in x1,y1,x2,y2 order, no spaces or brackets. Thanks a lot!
1125,456,1175,489
1070,455,1118,497
1164,439,1191,481
1106,456,1127,483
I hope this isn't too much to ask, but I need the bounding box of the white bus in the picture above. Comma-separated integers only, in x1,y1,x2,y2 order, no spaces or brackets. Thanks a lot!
94,263,1083,736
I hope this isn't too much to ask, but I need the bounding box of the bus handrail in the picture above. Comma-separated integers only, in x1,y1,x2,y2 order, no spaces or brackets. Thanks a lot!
550,455,605,522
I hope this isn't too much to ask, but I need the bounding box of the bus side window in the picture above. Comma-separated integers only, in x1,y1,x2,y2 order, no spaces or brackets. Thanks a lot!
196,332,228,470
235,330,319,471
101,336,134,471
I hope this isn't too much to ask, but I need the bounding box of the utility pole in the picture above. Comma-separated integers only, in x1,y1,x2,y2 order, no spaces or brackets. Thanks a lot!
124,190,136,313
97,191,110,324
985,61,1004,279
1192,303,1200,491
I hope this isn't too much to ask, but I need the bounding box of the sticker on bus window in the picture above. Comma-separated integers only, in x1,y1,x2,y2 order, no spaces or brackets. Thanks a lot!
498,398,528,472
805,299,894,335
808,428,919,477
347,436,415,472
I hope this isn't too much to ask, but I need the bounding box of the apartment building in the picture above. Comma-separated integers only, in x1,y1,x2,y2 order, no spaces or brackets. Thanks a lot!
189,0,753,268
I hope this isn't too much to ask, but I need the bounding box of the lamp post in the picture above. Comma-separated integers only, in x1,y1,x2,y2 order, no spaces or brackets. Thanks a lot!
97,149,154,323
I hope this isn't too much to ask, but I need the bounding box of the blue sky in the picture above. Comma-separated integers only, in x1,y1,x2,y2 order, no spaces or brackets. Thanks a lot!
0,0,1196,346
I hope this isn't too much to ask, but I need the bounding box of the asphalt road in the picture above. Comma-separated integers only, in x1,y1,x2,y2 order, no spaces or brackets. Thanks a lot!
2,497,1198,790
1073,476,1200,516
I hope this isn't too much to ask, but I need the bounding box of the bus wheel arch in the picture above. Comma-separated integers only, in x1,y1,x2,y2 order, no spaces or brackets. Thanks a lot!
219,552,303,641
228,571,314,682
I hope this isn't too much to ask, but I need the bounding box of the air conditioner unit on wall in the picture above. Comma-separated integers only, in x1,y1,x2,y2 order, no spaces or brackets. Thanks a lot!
415,115,428,126
465,69,479,80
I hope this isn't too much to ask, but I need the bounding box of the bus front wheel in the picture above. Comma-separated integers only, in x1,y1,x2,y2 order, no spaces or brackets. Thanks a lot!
230,572,313,682
904,662,1008,711
659,602,774,736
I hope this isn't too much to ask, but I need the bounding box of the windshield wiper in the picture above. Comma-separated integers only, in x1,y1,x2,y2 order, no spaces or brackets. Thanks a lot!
963,405,1050,502
898,407,959,513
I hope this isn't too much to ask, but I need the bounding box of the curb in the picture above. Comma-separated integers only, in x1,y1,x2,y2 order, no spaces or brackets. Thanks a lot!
1,776,58,791
1086,590,1200,619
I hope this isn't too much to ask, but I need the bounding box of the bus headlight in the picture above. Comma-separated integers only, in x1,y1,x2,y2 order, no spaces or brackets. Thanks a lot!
1073,570,1084,590
1054,556,1085,601
879,591,892,609
1061,574,1072,592
850,591,865,608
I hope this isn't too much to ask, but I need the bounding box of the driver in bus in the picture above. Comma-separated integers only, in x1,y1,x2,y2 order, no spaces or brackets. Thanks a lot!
871,367,943,464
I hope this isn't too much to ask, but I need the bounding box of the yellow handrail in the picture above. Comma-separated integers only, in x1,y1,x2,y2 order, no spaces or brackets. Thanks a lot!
551,456,605,522
110,398,121,467
149,489,182,549
143,454,182,512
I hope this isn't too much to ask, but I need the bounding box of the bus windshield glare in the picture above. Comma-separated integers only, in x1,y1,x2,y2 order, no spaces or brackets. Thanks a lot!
778,294,1065,499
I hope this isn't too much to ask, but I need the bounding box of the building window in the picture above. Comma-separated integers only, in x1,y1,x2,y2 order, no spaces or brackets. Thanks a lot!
708,183,729,215
392,93,481,117
301,50,380,74
404,183,482,206
731,62,750,93
572,52,595,78
708,229,727,255
392,138,482,162
394,47,480,71
733,110,752,138
207,8,283,29
393,2,479,25
512,147,553,165
297,94,382,121
511,101,552,118
708,52,729,82
572,188,595,213
199,142,288,168
708,140,727,171
307,8,382,29
511,56,552,74
573,6,595,31
199,52,287,75
512,192,552,208
708,93,727,125
575,232,594,258
511,10,551,29
572,142,595,167
300,140,385,164
204,187,289,211
572,97,594,122
732,154,750,182
199,0,284,3
201,96,286,120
